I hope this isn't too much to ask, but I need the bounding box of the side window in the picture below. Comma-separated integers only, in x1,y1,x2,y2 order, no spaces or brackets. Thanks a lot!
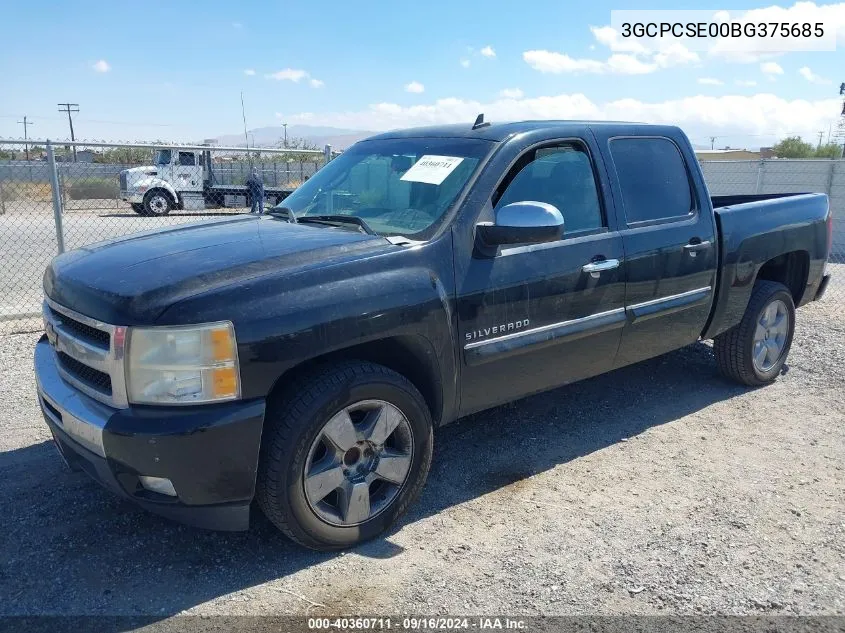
178,151,196,166
609,137,693,224
494,143,604,235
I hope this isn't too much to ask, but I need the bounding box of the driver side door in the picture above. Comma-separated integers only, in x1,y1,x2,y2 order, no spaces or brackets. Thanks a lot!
455,139,626,415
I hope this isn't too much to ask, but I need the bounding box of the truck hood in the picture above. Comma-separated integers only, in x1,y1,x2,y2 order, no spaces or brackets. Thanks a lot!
122,165,157,174
44,215,392,324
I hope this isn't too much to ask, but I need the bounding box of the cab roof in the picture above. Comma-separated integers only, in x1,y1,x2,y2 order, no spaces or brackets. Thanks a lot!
365,120,684,143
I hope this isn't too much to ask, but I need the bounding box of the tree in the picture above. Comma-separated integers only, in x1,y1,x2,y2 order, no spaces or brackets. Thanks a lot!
771,136,814,158
278,137,322,163
814,143,844,159
94,147,153,165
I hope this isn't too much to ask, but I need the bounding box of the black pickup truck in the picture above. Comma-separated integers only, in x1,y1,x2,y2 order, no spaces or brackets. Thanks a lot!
35,120,832,550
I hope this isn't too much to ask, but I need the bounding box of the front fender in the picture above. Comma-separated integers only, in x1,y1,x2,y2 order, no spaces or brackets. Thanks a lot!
133,177,178,202
156,237,459,424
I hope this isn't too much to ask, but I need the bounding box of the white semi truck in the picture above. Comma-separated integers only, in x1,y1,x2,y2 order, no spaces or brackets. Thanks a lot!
119,147,311,216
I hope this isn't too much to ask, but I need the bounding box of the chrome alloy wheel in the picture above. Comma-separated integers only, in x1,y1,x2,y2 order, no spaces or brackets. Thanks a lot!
303,399,414,527
752,299,790,372
148,194,168,214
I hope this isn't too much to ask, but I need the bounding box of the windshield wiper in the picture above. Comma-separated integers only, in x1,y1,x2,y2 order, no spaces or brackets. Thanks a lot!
297,214,377,235
266,206,297,223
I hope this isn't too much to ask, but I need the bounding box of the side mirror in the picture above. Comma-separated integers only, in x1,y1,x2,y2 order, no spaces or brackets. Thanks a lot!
476,201,564,247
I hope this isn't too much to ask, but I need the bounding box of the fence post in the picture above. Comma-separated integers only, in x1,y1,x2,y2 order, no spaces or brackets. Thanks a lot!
826,160,836,197
324,144,332,167
0,176,5,216
754,159,765,193
47,141,66,254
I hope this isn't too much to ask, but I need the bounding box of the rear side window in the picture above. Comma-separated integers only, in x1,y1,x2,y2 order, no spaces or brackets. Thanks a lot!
609,137,693,224
178,151,196,166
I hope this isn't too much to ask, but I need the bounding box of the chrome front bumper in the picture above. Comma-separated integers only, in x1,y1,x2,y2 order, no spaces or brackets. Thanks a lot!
34,337,115,458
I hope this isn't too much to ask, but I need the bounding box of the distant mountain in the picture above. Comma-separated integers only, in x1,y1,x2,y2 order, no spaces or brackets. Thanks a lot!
214,124,375,150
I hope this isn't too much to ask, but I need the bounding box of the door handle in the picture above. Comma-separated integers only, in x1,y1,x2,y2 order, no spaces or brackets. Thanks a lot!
582,258,620,277
683,240,712,253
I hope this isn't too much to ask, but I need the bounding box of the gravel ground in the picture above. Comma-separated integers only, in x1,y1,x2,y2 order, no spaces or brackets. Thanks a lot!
0,300,843,619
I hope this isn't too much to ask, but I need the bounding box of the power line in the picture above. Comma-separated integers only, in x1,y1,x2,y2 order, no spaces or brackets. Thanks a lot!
17,116,34,161
57,103,79,161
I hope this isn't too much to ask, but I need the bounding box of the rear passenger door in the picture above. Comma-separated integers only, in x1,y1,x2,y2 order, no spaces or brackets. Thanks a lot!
593,132,717,367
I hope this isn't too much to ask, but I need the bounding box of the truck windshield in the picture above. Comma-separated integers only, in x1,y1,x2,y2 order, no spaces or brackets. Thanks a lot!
154,149,172,165
273,137,493,239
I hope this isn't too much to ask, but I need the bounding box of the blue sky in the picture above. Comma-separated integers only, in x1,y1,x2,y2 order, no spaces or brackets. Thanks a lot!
1,0,843,148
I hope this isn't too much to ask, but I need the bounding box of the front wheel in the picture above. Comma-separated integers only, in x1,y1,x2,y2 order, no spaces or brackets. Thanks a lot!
256,361,433,550
714,280,796,386
130,203,147,215
143,189,172,216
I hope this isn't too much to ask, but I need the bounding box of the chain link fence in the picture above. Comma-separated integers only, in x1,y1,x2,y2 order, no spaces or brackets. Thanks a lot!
0,145,842,334
700,158,845,300
0,139,332,333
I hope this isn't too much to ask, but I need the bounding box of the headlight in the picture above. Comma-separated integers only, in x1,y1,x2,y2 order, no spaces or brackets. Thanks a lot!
126,322,240,405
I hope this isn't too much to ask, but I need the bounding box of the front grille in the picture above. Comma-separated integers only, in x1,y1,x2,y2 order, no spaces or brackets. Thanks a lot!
57,352,113,395
44,299,128,408
48,306,110,348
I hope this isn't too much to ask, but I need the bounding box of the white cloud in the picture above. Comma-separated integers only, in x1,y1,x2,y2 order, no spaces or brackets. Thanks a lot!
760,61,784,76
698,77,723,85
281,92,839,144
405,81,425,93
735,79,758,86
480,45,496,58
244,69,256,76
653,42,700,68
524,50,657,75
799,66,832,84
499,88,524,99
709,1,845,62
590,26,649,54
460,59,471,68
266,68,309,82
92,59,111,73
570,25,700,73
265,68,323,87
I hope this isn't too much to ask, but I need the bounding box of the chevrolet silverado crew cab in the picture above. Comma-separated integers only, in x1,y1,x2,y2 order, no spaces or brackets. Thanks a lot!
36,119,833,550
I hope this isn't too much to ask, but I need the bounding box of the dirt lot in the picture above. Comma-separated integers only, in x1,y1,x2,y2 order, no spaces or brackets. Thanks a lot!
0,300,843,619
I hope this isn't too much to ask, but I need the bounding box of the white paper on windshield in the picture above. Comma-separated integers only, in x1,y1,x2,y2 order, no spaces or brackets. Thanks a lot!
400,155,464,185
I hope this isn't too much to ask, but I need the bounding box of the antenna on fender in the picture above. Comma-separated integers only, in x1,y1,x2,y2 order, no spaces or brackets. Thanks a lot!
472,113,490,130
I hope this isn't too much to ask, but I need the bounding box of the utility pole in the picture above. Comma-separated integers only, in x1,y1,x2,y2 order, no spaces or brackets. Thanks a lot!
817,130,824,149
709,136,716,150
283,123,288,148
57,103,79,161
17,116,34,161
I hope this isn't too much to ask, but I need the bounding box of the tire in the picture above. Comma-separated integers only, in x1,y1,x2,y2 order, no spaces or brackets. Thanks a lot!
143,189,172,216
713,280,796,386
256,361,434,550
130,203,147,215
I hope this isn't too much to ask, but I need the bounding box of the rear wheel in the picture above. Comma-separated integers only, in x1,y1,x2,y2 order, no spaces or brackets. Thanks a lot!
143,189,172,216
714,280,795,386
256,361,433,550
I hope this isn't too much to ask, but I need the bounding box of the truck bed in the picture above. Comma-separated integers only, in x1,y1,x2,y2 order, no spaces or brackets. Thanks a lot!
711,192,812,209
208,184,293,196
703,192,830,339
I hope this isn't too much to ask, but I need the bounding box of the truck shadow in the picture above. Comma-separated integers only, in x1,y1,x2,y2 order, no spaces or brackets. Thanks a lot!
1,341,749,623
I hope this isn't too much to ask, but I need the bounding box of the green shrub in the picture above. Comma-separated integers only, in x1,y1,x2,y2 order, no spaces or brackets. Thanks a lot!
66,178,119,200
